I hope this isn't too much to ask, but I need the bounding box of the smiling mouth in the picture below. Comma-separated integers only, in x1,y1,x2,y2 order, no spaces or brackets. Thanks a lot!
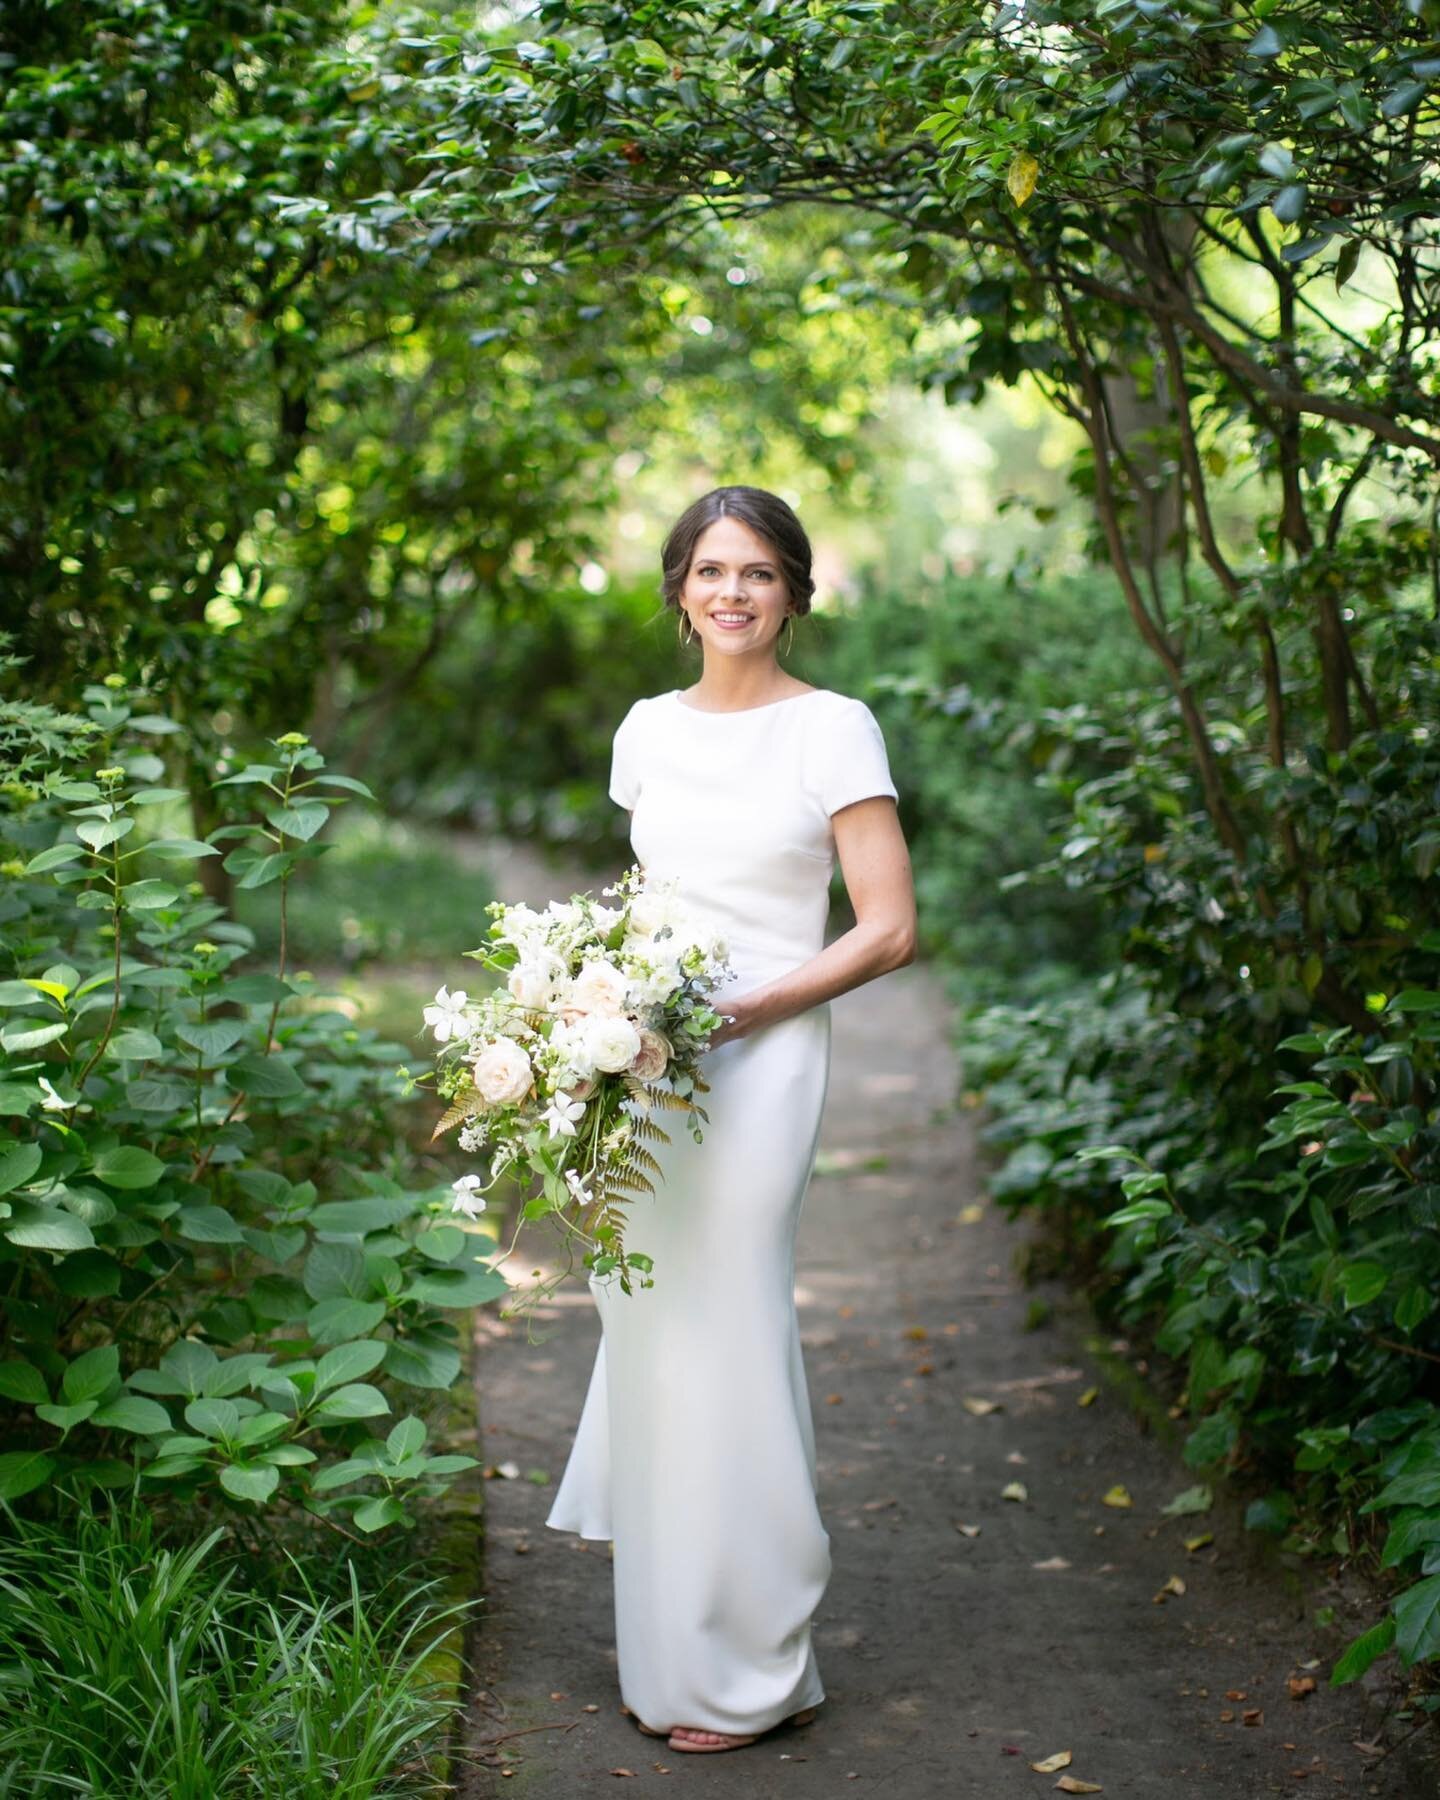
711,612,755,627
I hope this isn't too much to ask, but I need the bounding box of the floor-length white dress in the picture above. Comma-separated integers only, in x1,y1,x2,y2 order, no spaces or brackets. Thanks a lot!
545,685,899,1736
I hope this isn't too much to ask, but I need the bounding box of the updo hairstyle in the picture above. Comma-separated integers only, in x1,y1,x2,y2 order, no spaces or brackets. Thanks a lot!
658,486,815,619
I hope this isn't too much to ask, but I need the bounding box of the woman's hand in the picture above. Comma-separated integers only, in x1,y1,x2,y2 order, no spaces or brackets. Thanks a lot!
707,996,753,1050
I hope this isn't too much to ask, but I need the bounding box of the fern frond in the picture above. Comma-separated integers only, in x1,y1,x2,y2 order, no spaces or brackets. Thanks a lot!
430,1099,475,1142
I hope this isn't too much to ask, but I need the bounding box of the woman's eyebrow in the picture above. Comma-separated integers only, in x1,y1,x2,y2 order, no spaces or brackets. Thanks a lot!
695,556,777,568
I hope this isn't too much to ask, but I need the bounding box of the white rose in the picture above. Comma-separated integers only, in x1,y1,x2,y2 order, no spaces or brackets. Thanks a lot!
585,1013,642,1073
470,1037,534,1107
571,958,629,1016
627,889,679,939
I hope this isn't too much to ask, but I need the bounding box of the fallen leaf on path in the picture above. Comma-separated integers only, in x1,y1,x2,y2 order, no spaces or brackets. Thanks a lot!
1161,1483,1212,1516
485,1461,520,1480
862,1497,898,1511
1152,1574,1186,1602
549,1691,568,1700
1287,1676,1316,1699
958,1203,984,1223
1183,1532,1214,1552
904,1326,928,1340
838,1305,855,1318
1032,1555,1071,1571
1001,1480,1028,1502
1077,1386,1099,1406
514,1541,530,1554
1101,1484,1132,1509
1224,1690,1247,1701
962,1396,1002,1415
1242,1708,1263,1726
610,1768,637,1777
915,1361,934,1374
1055,1778,1103,1794
583,1704,600,1713
825,1394,844,1405
1220,1710,1235,1723
1006,1450,1027,1464
1031,1749,1072,1772
525,1468,550,1484
954,1522,982,1536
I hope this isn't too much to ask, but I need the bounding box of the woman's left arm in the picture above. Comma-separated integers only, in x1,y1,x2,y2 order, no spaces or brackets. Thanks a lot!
709,796,917,1046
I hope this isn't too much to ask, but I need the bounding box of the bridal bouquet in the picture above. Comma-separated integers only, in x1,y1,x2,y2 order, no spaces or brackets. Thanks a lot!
424,864,735,1296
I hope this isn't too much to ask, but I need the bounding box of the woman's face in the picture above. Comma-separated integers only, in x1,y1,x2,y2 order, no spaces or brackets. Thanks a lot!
679,517,790,658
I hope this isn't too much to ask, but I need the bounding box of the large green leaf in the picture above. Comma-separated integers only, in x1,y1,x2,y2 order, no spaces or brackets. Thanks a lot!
0,1141,42,1195
4,1202,95,1252
314,1340,388,1392
225,1053,304,1098
0,1361,49,1405
1395,1574,1440,1667
220,1462,281,1504
0,1450,56,1500
92,1395,174,1435
307,1297,387,1343
312,1382,389,1421
404,1264,510,1308
91,1146,167,1189
63,1345,121,1404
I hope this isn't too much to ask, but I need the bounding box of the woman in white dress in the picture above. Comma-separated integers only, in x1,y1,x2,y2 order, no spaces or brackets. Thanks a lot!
546,485,917,1754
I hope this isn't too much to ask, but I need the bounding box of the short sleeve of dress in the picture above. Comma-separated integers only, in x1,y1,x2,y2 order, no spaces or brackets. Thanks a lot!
609,700,645,809
814,698,899,817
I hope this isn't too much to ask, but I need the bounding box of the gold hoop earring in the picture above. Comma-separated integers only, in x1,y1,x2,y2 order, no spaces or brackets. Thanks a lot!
677,610,696,648
780,614,795,658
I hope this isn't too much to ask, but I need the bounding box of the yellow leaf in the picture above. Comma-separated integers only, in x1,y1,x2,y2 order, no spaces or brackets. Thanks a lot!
1183,1532,1214,1552
1055,1779,1103,1794
1007,150,1039,206
1101,1484,1132,1508
962,1395,1002,1415
958,1202,984,1223
1077,1386,1099,1406
1001,1479,1028,1502
1032,1750,1073,1772
954,1522,982,1537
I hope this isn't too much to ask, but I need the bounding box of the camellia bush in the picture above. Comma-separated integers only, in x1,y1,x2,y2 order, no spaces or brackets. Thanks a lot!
0,647,506,1531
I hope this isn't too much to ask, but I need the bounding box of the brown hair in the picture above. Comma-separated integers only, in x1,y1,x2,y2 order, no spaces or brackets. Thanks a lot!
659,486,815,618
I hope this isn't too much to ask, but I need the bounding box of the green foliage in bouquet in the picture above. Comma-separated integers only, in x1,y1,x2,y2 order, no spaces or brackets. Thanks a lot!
0,646,505,1532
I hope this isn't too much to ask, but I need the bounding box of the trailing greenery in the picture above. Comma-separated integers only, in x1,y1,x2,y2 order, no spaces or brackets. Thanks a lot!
0,1491,470,1795
0,648,505,1528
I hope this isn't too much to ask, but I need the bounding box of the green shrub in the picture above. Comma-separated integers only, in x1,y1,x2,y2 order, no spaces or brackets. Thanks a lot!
0,653,504,1529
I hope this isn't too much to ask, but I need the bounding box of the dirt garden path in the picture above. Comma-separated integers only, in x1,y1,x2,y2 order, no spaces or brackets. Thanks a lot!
444,852,1434,1798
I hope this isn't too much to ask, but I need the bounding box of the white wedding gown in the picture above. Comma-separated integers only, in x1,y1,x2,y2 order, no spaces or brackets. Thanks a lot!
546,685,899,1735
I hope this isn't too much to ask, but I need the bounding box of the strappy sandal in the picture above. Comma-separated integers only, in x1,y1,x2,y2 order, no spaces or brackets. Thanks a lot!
667,1703,819,1754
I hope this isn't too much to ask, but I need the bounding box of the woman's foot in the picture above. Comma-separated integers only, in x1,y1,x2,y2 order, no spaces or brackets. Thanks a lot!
668,1704,819,1754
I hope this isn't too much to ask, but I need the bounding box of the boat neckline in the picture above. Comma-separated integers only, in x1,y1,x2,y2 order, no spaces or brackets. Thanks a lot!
668,687,829,717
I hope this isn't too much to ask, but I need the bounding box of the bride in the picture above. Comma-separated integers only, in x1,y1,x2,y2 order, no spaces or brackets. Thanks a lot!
546,484,917,1754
